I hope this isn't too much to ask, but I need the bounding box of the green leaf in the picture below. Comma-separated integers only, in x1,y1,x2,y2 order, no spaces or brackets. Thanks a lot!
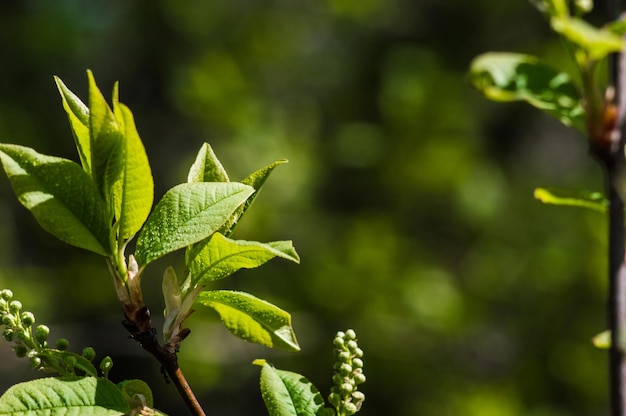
592,330,610,349
111,102,154,240
187,142,229,183
222,159,288,237
0,144,110,255
254,360,325,416
134,182,254,266
0,377,130,415
551,16,624,60
197,290,300,351
54,76,91,175
469,52,584,131
118,379,154,408
533,187,607,212
87,70,124,212
189,232,300,284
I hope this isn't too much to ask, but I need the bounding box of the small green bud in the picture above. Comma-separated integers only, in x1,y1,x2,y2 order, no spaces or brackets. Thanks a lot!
14,344,27,358
15,329,27,342
340,382,354,395
35,325,50,344
21,312,35,327
346,340,358,353
1,289,13,301
352,358,363,368
344,329,356,340
82,347,96,361
353,347,364,358
29,356,42,369
343,402,358,415
333,337,344,348
332,374,343,385
0,299,7,310
100,356,113,378
354,372,366,384
339,363,352,375
3,329,14,342
9,300,22,313
2,314,16,327
328,392,342,407
351,391,365,402
338,351,351,362
56,338,70,351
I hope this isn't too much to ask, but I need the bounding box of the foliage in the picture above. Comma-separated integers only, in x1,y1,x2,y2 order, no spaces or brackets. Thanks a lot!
0,0,619,415
0,73,365,415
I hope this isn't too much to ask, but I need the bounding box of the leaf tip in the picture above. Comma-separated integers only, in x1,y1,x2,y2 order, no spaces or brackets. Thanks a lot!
252,358,267,367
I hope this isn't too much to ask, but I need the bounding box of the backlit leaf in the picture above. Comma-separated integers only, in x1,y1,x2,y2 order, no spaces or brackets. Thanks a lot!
111,102,154,240
534,187,607,212
187,142,229,183
188,232,300,284
134,182,254,266
254,360,325,416
54,76,91,175
469,52,584,131
197,290,300,351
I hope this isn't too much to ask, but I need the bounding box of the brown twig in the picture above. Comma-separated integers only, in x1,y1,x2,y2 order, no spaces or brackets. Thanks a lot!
122,303,206,416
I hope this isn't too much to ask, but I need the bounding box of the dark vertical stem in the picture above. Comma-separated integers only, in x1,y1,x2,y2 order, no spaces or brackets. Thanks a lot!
607,1,626,415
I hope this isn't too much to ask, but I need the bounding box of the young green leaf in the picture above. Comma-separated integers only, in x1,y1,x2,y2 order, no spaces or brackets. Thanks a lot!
551,16,624,60
188,232,300,285
534,187,607,212
197,290,300,351
469,52,584,131
0,377,130,415
111,102,154,240
592,330,611,349
221,159,288,237
134,182,254,266
37,349,99,377
254,360,325,416
0,144,111,255
188,142,229,183
54,76,91,175
87,70,124,212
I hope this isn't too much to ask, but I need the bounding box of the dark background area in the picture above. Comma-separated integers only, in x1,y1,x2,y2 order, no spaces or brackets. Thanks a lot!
0,1,612,415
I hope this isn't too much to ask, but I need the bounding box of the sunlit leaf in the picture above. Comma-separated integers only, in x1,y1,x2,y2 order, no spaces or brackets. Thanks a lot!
469,52,584,131
0,144,110,255
134,182,254,266
534,187,607,212
221,159,288,237
87,70,124,213
111,101,154,240
592,330,610,349
197,290,300,351
187,142,229,183
254,359,325,416
0,377,130,415
551,16,624,60
54,76,91,175
188,232,300,284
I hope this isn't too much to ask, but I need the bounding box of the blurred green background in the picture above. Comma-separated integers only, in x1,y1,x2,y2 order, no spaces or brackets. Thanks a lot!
0,1,612,415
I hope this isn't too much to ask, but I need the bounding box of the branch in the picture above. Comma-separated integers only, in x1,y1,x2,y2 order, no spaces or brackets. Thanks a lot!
600,2,626,415
122,303,207,416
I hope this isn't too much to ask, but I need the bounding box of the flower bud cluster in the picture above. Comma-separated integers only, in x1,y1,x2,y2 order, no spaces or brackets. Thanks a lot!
0,289,41,359
0,289,107,377
328,329,365,416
